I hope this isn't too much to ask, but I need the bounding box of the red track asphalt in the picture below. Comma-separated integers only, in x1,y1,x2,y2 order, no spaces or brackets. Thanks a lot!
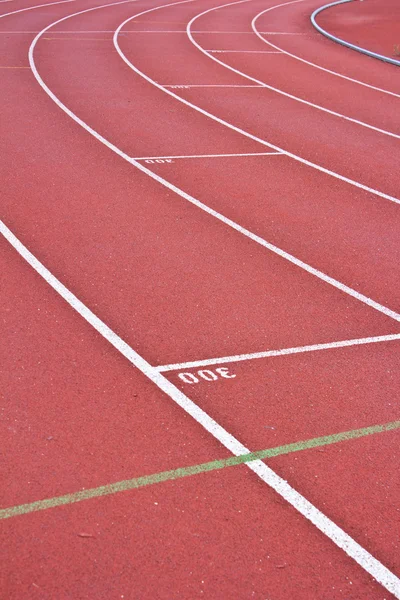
1,0,399,597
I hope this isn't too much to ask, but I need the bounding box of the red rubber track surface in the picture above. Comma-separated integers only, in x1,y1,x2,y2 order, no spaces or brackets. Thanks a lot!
1,0,399,598
254,0,400,94
316,0,400,62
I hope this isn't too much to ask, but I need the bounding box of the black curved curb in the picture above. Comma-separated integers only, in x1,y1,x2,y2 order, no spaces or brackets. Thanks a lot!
311,0,400,67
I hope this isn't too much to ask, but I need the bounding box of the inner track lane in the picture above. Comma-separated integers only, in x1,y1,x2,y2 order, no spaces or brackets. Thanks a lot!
252,0,400,95
184,0,400,198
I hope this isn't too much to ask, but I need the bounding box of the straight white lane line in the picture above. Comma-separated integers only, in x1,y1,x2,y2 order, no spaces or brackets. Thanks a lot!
156,333,400,371
113,3,400,206
187,0,400,140
23,3,400,595
207,49,282,53
252,0,400,99
134,151,282,159
164,83,263,87
3,217,400,598
26,29,279,33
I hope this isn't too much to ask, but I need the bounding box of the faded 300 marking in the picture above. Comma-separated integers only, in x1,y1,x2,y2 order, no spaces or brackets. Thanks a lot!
178,367,236,384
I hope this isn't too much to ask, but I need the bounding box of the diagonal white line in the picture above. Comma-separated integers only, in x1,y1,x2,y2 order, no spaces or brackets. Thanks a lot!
163,83,263,87
0,0,77,20
2,219,400,599
134,151,283,159
21,1,400,595
156,333,400,371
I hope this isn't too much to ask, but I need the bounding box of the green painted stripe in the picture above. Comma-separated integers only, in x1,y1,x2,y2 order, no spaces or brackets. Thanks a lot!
1,419,399,521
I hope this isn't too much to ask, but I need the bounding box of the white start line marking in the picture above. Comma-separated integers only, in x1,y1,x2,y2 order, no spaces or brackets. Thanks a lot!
135,152,283,161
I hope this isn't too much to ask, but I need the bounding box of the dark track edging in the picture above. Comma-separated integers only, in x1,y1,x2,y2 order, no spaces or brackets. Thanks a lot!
311,0,400,67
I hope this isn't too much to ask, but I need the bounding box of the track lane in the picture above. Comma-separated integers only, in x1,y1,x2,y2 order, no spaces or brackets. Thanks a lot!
190,0,400,134
136,156,400,312
0,0,75,17
112,4,400,309
10,0,396,346
253,0,400,95
10,4,398,366
2,464,394,599
24,2,400,589
0,233,231,508
269,428,400,576
185,1,400,198
5,0,392,360
1,0,398,597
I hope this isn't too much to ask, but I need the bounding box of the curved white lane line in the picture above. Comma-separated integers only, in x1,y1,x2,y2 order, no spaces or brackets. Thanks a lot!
19,4,400,595
27,0,400,321
157,332,400,371
186,0,400,139
252,0,400,99
7,5,398,597
0,0,76,20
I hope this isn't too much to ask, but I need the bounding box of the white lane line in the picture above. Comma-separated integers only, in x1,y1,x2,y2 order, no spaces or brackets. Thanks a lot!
164,83,263,87
0,29,186,32
258,31,311,34
156,333,400,371
252,0,400,99
187,0,400,141
0,29,344,34
207,49,282,53
0,0,77,20
118,6,400,207
25,3,400,594
4,220,400,598
134,151,283,159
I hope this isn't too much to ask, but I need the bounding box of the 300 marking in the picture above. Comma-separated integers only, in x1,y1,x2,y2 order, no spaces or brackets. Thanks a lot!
178,368,236,384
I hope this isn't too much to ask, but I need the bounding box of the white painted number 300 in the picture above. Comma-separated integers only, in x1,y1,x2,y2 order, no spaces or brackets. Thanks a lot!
178,368,236,384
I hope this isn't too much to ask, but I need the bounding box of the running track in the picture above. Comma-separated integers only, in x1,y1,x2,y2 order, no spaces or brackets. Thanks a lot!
1,0,399,597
